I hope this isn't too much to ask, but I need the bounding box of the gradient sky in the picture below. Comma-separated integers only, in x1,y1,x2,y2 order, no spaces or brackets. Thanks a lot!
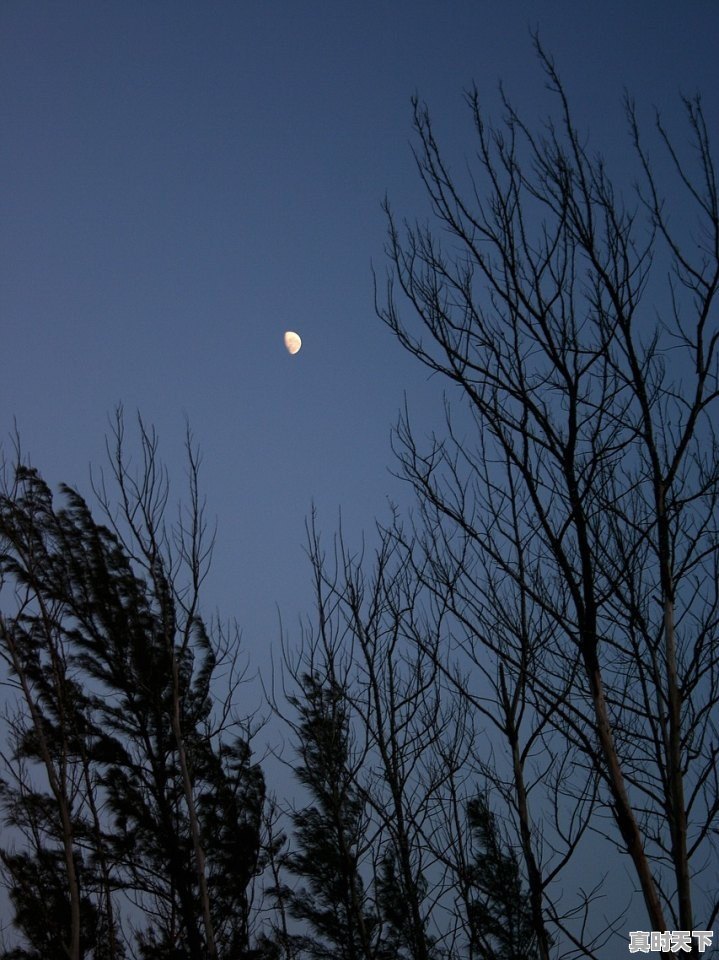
2,1,718,715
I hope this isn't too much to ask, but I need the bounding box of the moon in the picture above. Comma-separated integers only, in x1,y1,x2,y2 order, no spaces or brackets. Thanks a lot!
284,331,302,355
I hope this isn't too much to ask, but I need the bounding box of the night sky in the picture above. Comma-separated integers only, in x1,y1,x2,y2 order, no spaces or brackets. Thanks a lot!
2,1,718,716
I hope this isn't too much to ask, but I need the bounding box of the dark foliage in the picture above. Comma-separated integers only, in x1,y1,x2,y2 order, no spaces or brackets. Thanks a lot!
0,461,264,959
272,673,377,960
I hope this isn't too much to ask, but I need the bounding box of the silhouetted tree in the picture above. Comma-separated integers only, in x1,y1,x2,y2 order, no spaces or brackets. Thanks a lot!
375,36,719,956
273,670,377,960
0,417,265,959
464,794,542,959
301,521,441,960
301,513,589,959
0,463,122,960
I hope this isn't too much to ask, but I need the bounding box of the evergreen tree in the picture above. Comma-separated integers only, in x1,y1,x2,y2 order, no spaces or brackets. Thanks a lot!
0,847,101,960
373,850,433,960
0,466,123,960
0,444,265,959
464,796,542,960
274,672,377,960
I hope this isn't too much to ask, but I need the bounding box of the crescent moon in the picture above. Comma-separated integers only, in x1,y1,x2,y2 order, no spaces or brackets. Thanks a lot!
284,331,302,355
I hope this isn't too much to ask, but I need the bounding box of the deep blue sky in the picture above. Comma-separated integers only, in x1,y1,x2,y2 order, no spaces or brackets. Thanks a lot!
2,1,718,701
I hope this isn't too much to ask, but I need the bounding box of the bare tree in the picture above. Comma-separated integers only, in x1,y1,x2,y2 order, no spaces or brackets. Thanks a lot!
375,38,719,955
271,515,555,960
265,518,439,960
